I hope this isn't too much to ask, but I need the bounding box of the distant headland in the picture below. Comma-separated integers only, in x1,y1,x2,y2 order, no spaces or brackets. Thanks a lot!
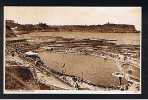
6,20,140,35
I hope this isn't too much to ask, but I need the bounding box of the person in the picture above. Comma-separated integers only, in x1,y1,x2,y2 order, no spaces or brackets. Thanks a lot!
11,51,15,57
75,82,80,90
125,85,129,90
104,57,107,61
124,56,127,62
119,76,122,86
50,48,53,52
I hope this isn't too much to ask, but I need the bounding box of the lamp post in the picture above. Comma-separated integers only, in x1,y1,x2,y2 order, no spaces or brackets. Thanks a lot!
62,63,65,75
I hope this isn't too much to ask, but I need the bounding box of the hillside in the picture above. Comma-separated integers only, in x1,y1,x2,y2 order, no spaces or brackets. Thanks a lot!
6,20,140,33
44,24,139,33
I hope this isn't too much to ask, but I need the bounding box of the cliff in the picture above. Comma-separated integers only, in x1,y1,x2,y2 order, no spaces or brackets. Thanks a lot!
44,24,139,33
6,20,139,33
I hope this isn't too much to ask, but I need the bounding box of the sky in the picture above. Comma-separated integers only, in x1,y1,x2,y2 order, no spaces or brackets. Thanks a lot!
4,6,141,30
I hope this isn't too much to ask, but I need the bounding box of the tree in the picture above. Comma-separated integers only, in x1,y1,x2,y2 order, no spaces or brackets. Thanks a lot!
36,23,48,30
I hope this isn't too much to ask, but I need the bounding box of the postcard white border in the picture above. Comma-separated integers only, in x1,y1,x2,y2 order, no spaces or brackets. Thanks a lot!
3,6,142,94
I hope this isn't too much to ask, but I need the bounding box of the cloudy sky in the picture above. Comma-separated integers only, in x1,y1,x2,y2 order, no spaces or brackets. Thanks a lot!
4,6,141,30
